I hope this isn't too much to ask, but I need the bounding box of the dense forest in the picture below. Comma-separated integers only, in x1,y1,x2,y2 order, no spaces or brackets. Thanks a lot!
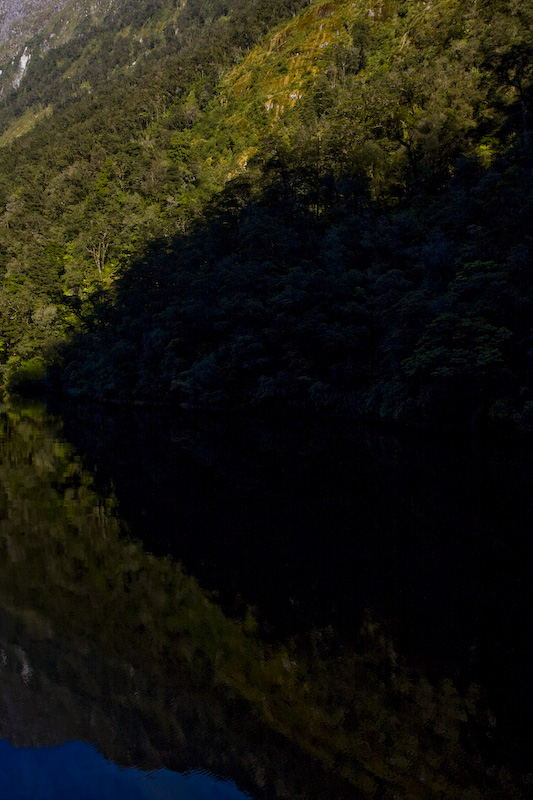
1,0,533,427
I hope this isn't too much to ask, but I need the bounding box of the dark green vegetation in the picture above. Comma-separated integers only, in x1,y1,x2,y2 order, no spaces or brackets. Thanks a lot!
0,400,530,799
1,0,533,426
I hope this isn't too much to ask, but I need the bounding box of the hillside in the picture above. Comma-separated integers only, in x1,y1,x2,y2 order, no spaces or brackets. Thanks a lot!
0,0,117,96
0,0,532,427
0,0,103,60
0,0,193,136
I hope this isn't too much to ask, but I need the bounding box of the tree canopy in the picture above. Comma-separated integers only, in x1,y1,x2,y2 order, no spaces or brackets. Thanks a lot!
0,0,533,428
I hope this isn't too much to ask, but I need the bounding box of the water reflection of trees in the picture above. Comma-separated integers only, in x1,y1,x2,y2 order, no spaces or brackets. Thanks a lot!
0,402,529,800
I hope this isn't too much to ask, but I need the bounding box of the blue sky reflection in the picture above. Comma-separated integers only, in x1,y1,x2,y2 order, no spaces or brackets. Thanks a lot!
0,740,251,800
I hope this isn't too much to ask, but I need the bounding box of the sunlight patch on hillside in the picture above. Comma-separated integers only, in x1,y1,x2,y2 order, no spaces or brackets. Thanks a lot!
0,105,53,147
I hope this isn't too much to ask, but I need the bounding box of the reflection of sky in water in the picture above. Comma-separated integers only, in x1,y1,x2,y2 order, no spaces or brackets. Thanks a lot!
0,740,251,800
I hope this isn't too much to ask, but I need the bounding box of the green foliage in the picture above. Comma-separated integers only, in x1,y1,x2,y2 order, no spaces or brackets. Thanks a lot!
403,314,512,379
0,0,533,428
5,357,48,393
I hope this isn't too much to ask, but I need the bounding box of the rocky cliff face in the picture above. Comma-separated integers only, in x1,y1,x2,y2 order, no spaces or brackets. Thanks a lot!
0,0,115,79
0,0,37,51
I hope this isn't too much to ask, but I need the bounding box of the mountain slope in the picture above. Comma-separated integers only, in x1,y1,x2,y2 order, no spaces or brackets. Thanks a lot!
0,0,117,90
0,0,532,428
0,0,98,59
0,0,183,133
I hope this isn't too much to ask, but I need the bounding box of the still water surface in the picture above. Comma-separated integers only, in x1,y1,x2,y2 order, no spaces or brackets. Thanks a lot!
0,740,248,800
0,399,531,799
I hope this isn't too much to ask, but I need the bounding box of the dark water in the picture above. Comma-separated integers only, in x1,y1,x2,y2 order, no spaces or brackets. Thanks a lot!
0,399,531,799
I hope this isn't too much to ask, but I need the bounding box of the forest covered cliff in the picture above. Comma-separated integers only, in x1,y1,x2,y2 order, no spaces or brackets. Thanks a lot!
0,0,532,427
